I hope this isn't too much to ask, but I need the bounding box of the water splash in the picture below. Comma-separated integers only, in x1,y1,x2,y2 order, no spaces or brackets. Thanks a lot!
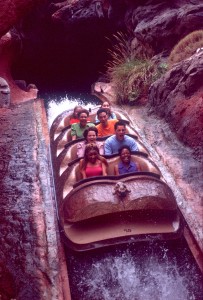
44,93,100,127
67,240,203,300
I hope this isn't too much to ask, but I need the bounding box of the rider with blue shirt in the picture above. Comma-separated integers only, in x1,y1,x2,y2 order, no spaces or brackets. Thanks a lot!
104,120,138,155
114,145,140,175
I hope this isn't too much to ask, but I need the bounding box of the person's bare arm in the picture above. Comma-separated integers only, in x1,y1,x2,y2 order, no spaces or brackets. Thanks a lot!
102,163,107,176
136,161,141,172
79,159,86,179
114,165,119,175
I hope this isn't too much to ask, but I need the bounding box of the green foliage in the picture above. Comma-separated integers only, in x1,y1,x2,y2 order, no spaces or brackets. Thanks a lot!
105,31,166,105
168,30,203,68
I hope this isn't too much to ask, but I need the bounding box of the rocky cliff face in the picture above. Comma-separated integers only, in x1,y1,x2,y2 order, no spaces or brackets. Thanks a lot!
148,52,203,162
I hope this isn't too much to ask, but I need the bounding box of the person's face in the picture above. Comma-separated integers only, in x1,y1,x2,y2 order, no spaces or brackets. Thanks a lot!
115,125,126,140
102,102,110,114
87,131,97,143
98,112,108,124
79,113,88,126
120,148,131,164
87,149,98,163
74,107,82,118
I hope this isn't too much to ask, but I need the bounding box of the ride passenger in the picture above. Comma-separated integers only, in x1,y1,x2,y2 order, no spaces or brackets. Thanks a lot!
69,105,83,125
104,120,138,155
96,108,118,137
114,145,140,175
77,126,104,158
71,109,95,140
95,100,117,123
79,143,108,179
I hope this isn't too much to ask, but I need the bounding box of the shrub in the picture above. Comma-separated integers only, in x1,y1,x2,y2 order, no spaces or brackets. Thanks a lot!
104,31,166,104
168,30,203,68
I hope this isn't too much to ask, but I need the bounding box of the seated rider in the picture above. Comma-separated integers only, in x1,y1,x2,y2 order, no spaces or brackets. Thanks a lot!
79,143,108,179
77,126,104,158
95,100,117,123
69,105,83,125
104,120,138,155
96,108,118,137
114,145,140,175
71,109,95,140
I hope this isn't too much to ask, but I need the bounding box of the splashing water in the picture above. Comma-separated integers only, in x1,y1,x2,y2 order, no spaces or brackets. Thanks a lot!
44,93,100,128
67,240,203,300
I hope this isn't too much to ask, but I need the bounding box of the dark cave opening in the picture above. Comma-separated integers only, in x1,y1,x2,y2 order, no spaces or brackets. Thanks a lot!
11,15,116,97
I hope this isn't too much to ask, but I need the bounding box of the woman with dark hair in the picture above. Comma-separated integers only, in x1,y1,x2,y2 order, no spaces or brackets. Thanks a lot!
114,145,140,175
77,126,104,158
69,105,83,124
71,109,95,140
79,143,108,179
95,100,117,123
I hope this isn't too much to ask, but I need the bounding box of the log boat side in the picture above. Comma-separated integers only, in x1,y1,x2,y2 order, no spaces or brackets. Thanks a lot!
60,173,182,251
62,174,177,223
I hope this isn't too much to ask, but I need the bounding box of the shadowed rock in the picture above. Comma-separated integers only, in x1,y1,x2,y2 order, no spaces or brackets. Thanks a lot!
148,52,203,161
0,77,10,108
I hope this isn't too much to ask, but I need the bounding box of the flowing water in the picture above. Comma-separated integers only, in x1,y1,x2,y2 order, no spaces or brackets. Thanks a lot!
47,94,203,300
66,239,203,300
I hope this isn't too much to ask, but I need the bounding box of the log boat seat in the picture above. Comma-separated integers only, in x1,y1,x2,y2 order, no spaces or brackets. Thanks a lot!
71,153,161,183
61,153,161,201
58,136,149,176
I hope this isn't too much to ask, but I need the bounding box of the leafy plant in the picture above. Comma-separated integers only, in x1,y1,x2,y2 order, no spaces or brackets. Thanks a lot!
104,31,166,104
168,30,203,68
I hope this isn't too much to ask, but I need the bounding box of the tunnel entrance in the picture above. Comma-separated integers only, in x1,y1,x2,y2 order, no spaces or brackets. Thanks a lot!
11,10,115,96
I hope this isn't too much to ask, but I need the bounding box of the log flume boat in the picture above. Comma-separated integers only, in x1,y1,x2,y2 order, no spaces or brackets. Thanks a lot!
50,106,183,251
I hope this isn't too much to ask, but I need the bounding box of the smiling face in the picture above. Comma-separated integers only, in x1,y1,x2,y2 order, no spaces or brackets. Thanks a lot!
74,106,82,118
87,149,98,163
120,148,131,164
79,112,88,127
102,102,110,114
86,130,97,143
115,125,126,141
98,111,108,125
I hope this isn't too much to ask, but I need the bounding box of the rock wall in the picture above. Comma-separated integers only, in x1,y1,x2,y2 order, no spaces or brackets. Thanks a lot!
124,0,203,53
148,52,203,161
0,99,70,299
0,0,45,38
